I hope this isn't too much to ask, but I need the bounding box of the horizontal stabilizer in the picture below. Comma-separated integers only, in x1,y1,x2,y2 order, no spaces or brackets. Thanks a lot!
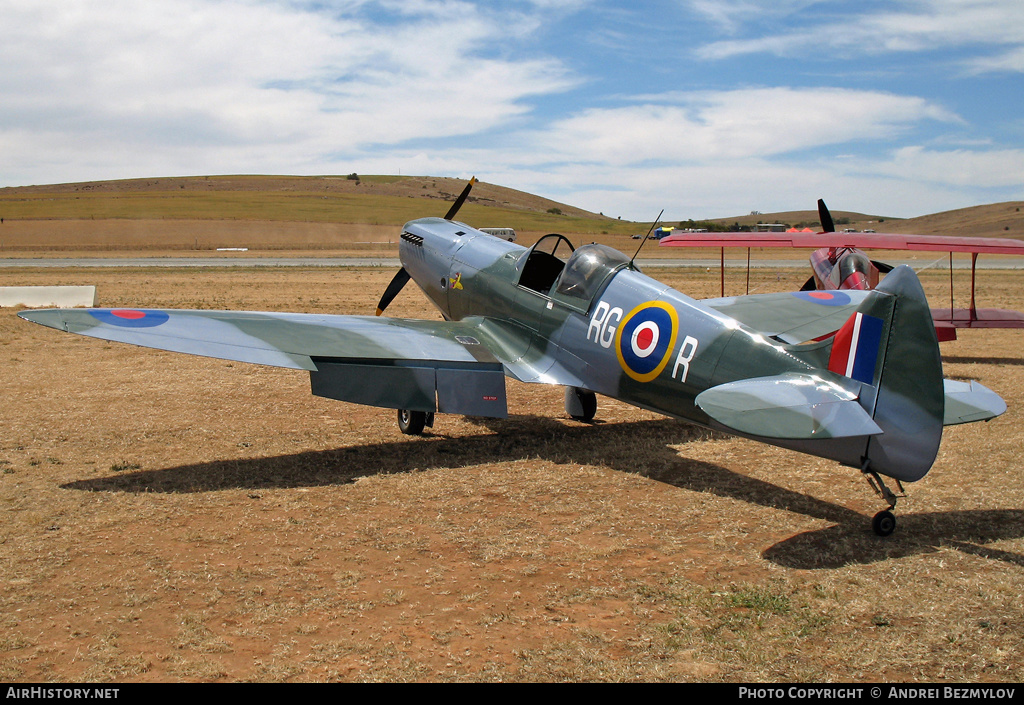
696,373,882,440
943,379,1006,425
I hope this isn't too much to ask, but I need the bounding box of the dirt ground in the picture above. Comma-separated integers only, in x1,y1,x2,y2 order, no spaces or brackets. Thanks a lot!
1,265,1022,682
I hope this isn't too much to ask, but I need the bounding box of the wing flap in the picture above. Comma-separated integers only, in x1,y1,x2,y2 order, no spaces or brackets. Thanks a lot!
696,373,882,440
310,359,508,418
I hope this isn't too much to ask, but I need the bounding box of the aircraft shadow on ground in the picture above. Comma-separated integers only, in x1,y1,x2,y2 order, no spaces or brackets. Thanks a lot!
62,415,1024,570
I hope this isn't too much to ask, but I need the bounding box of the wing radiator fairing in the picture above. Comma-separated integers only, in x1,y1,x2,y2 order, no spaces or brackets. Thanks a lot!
309,358,507,418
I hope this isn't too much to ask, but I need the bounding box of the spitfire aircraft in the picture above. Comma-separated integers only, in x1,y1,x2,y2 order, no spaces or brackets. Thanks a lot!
659,200,1024,341
20,181,1008,536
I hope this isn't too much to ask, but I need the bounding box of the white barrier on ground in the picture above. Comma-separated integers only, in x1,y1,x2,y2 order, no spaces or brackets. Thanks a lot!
0,286,96,308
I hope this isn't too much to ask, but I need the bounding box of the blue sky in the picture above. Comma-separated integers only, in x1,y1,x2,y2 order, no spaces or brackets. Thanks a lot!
1,0,1022,219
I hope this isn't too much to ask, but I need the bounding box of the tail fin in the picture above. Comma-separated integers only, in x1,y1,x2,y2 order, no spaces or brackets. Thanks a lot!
841,265,944,482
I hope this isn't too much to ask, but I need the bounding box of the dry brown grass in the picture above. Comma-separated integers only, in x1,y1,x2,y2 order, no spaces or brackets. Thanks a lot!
1,264,1023,682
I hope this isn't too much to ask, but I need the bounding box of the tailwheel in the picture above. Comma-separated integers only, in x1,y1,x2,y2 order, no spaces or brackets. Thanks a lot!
862,464,905,536
872,510,896,537
397,409,431,435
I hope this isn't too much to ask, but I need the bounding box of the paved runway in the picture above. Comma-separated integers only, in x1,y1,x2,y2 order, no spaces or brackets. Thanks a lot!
0,257,404,268
2,256,1023,269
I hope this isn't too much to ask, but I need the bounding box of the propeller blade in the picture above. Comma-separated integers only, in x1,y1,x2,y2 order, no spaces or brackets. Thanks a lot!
444,176,478,220
872,259,895,274
376,267,411,316
817,199,835,233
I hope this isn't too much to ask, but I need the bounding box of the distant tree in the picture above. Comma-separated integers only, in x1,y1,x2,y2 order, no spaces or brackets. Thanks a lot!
347,173,360,181
547,207,563,215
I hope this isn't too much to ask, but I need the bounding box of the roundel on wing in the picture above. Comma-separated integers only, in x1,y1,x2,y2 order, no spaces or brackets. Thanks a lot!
615,302,679,382
89,309,170,328
791,290,852,306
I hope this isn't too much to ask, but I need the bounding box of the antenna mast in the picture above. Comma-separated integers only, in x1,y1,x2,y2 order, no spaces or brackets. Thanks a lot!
629,209,665,269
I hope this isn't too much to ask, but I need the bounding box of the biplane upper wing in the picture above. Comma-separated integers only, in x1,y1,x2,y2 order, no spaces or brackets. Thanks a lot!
659,231,1024,255
663,230,1024,334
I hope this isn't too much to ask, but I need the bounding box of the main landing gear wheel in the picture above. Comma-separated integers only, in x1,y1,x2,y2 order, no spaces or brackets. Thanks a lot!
397,409,427,435
872,510,896,537
565,387,597,422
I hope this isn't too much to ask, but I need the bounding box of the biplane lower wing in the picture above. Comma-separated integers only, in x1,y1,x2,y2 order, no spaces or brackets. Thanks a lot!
931,307,1024,329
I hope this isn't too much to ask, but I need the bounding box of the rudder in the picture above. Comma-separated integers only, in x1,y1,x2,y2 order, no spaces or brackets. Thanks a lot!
845,265,944,482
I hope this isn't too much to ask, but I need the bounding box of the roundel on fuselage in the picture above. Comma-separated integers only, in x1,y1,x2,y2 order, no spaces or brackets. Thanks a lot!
615,302,679,382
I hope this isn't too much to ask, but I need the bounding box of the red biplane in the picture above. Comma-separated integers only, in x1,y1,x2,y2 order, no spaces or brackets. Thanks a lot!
659,200,1024,341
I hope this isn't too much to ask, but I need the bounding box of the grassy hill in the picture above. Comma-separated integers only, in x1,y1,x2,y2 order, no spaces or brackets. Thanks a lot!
1,175,1020,254
710,202,1024,240
0,175,640,236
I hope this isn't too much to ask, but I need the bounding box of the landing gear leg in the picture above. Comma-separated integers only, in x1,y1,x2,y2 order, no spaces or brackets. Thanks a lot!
397,409,434,435
862,462,906,537
565,387,597,422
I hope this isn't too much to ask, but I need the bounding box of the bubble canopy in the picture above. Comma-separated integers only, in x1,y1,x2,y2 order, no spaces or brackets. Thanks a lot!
552,243,634,309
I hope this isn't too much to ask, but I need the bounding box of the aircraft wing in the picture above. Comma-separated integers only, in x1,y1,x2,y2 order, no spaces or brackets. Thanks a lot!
702,290,871,344
660,231,1024,255
19,308,516,418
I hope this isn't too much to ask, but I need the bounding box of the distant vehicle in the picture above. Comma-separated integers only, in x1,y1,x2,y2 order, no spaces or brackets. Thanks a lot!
654,227,674,239
479,227,516,242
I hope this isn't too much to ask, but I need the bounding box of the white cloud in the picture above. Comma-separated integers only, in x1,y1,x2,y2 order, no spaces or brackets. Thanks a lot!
685,0,818,34
966,46,1024,73
694,0,1024,72
532,88,959,166
0,0,1019,223
0,0,575,183
873,146,1024,188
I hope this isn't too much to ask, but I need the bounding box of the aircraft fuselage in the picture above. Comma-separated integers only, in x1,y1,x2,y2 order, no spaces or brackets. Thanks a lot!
399,217,820,428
